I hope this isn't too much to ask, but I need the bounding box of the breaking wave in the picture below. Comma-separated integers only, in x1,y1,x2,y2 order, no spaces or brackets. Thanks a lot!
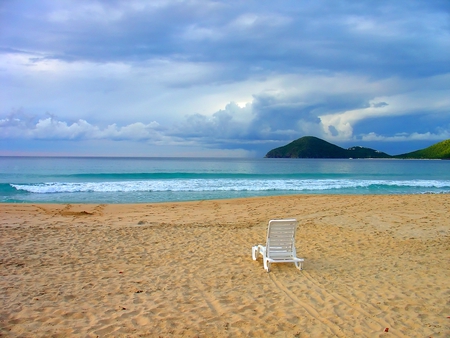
10,179,450,194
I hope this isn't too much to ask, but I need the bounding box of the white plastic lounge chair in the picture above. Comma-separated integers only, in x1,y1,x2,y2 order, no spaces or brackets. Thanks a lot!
252,219,304,272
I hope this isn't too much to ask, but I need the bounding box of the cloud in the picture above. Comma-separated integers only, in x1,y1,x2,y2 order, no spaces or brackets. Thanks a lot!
3,0,448,76
362,130,450,142
317,74,450,141
2,67,450,155
1,0,450,156
168,101,254,149
0,110,162,141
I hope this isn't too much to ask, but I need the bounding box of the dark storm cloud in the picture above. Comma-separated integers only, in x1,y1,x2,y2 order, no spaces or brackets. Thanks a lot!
2,0,448,77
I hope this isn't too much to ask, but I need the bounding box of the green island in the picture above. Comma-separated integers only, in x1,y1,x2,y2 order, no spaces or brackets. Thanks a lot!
265,136,450,159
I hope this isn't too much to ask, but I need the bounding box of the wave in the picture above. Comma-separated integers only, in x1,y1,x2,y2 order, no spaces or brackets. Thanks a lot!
10,179,450,194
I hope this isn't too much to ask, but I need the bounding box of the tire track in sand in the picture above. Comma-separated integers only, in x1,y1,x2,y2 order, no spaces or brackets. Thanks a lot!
270,270,407,338
192,278,224,317
300,270,407,338
269,273,345,337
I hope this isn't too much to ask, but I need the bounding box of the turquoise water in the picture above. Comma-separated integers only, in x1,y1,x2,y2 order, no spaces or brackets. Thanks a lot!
1,157,450,203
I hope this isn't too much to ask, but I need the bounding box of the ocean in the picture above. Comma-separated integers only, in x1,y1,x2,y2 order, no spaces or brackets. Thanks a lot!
1,157,449,204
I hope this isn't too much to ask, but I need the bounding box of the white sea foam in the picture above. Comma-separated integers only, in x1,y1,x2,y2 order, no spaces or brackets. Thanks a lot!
11,179,450,194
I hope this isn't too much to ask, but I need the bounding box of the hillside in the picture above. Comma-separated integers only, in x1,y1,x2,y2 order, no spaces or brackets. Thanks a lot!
265,136,450,159
264,136,391,159
395,139,450,159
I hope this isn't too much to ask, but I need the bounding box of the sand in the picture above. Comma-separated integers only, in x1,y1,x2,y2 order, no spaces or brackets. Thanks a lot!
1,195,449,337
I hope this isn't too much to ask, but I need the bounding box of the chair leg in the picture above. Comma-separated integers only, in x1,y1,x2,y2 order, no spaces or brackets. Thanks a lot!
263,258,270,272
295,261,303,270
252,246,259,260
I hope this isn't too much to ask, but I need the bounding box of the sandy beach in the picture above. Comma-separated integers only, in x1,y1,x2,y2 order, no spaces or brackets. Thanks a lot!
1,195,449,337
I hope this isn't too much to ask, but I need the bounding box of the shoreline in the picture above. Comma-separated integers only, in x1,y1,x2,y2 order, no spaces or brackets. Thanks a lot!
3,190,450,206
1,194,449,337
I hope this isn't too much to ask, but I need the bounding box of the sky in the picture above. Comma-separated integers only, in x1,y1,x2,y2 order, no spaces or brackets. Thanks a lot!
1,0,449,157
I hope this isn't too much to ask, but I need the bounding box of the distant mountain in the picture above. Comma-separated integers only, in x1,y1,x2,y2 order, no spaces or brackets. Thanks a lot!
394,139,450,159
264,136,391,159
264,136,450,159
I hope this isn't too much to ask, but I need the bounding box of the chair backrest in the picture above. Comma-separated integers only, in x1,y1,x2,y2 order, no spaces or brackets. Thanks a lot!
266,219,298,259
